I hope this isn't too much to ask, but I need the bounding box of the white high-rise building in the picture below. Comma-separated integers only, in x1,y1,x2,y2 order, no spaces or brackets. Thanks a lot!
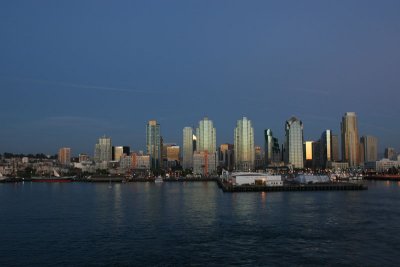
182,127,194,169
234,117,255,171
284,117,304,169
193,117,217,176
196,117,216,153
94,136,112,163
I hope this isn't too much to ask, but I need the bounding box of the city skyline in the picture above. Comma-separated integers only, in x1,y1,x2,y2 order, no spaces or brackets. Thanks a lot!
1,1,400,154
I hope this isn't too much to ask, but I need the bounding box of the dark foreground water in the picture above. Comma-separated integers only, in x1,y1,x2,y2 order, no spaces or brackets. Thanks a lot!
0,181,399,266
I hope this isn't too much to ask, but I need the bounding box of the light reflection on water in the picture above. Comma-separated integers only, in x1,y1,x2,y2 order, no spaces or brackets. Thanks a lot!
0,181,399,266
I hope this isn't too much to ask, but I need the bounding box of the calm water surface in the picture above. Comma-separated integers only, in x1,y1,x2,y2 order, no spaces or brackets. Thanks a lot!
0,181,399,266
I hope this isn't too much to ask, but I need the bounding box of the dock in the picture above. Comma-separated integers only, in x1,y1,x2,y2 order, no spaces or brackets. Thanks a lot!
216,178,367,192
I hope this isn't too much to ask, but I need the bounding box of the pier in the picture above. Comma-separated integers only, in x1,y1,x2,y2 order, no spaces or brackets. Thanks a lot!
1,176,368,192
216,178,367,192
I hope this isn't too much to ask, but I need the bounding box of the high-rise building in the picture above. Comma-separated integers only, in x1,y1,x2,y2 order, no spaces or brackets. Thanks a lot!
182,127,194,169
196,117,216,153
219,144,234,171
113,146,130,161
264,129,281,166
58,147,71,166
384,147,396,160
284,117,304,169
304,141,313,168
320,130,333,168
360,136,378,163
193,117,217,175
94,136,112,163
234,117,255,171
331,134,340,162
341,112,359,167
146,120,161,169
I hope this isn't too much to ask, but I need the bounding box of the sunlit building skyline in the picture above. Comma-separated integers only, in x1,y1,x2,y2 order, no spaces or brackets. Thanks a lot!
341,112,359,167
234,117,255,171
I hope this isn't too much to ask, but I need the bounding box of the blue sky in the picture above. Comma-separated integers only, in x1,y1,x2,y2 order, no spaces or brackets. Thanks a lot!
0,0,399,155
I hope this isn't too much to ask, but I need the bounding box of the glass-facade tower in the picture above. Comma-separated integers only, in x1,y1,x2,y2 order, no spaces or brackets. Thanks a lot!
182,127,194,169
196,117,216,153
234,117,255,171
284,117,304,169
321,130,333,168
146,120,161,169
264,129,280,166
341,112,359,167
94,136,112,163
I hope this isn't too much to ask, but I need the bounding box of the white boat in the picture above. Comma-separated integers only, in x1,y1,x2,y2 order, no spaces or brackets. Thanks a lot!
154,176,163,183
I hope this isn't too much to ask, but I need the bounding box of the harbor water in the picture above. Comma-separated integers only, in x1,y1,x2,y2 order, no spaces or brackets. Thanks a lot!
0,180,399,266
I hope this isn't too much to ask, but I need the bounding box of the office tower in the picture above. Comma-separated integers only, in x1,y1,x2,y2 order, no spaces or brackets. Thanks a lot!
384,147,396,160
331,134,339,162
58,147,71,166
312,141,322,169
320,130,333,168
146,120,161,169
341,112,359,167
264,129,281,166
161,143,180,168
234,117,255,171
360,136,378,163
196,117,216,153
94,136,112,163
193,117,217,175
304,141,313,168
219,144,234,171
284,117,304,168
182,127,194,169
113,146,130,161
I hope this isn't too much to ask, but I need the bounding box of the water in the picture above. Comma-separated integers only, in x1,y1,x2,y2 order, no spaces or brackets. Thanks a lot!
0,181,399,266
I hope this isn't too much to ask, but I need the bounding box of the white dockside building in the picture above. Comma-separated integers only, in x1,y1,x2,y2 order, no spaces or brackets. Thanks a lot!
230,172,283,186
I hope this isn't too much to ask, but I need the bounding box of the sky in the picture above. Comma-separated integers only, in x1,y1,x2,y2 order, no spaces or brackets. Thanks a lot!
0,0,399,156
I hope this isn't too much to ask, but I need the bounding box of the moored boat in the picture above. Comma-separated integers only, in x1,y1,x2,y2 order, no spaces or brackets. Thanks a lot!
31,170,75,182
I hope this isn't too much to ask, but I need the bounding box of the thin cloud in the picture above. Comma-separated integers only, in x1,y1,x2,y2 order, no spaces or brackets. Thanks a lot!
0,76,158,94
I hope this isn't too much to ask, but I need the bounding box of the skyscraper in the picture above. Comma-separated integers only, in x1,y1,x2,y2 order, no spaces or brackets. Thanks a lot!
304,141,313,168
360,136,378,163
320,130,333,168
196,117,216,153
264,129,281,166
234,117,255,171
182,127,194,169
94,136,112,163
284,117,304,169
58,147,71,166
341,112,359,167
193,117,217,175
146,120,161,169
